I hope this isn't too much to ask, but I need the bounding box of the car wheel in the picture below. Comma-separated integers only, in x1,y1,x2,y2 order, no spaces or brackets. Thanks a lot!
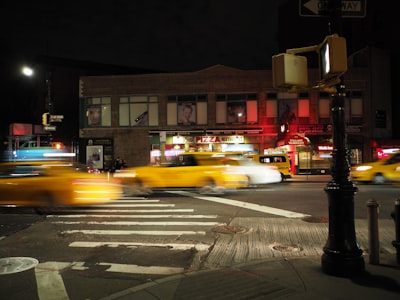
280,173,285,182
198,179,224,195
34,192,60,214
372,173,386,184
123,179,152,196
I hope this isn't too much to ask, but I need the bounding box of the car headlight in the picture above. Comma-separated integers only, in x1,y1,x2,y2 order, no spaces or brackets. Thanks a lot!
355,165,372,171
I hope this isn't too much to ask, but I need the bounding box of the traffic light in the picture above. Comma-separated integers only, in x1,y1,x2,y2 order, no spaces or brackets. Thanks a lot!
280,123,289,134
318,34,347,81
42,112,50,126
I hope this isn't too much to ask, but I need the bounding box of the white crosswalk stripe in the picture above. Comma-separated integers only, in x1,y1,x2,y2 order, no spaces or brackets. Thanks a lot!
34,195,219,298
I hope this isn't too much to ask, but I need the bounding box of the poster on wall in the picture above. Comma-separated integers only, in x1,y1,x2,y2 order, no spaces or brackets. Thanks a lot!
227,101,246,124
88,106,101,126
178,103,196,124
86,145,104,170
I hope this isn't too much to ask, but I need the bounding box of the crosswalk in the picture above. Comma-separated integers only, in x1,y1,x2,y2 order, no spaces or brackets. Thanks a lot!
33,195,221,299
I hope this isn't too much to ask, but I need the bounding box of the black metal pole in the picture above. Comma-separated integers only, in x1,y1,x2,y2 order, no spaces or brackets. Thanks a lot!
322,86,365,275
321,0,365,275
46,69,54,115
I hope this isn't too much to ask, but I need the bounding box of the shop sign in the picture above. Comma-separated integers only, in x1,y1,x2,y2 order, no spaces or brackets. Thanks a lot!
278,134,309,146
298,124,328,133
288,138,307,145
195,136,244,143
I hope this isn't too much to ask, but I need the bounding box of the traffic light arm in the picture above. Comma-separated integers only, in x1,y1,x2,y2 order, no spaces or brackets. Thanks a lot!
286,44,319,55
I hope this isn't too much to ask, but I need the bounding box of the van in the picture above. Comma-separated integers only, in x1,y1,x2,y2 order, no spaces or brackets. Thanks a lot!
251,153,292,180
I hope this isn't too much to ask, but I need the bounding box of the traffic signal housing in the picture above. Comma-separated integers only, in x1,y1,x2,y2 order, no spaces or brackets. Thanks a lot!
42,112,50,126
272,53,308,89
318,34,347,81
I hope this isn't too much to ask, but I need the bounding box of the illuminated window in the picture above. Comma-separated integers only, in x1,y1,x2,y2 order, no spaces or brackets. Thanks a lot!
87,97,111,127
216,94,258,125
119,95,159,127
167,95,207,126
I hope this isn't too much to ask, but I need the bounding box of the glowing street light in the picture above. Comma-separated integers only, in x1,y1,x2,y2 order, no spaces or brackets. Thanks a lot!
21,66,34,77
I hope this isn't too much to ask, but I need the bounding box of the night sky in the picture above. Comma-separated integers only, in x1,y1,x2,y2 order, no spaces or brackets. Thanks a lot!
1,0,398,141
1,0,287,72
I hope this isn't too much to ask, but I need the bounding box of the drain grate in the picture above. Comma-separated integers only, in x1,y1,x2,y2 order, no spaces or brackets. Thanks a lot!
212,225,248,234
269,242,303,253
0,257,39,275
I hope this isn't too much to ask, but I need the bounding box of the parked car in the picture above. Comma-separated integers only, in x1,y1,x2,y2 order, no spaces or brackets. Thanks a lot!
220,157,282,185
0,161,123,210
350,151,400,184
114,152,249,195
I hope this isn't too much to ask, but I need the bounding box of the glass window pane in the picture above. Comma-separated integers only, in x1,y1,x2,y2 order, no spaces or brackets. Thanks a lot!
148,103,159,126
119,103,130,126
216,101,226,123
266,100,277,117
247,100,258,123
298,99,310,117
130,96,147,102
319,99,330,118
178,103,196,124
131,103,148,126
197,101,207,125
167,102,177,125
351,98,363,116
102,105,111,126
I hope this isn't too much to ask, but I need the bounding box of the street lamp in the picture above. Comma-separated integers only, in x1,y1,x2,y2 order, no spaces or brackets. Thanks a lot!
21,65,54,116
21,66,34,77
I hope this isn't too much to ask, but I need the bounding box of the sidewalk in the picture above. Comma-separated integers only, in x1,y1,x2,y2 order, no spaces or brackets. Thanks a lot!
101,254,400,300
100,216,400,300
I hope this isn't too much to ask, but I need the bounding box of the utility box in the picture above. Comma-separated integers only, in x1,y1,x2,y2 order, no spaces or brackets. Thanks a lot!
272,53,308,89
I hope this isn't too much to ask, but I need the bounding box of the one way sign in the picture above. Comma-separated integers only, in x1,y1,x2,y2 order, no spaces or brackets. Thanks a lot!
299,0,366,18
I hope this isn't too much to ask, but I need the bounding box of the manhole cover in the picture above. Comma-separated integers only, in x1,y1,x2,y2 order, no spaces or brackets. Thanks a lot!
269,243,302,253
212,225,248,234
0,257,39,275
302,216,329,223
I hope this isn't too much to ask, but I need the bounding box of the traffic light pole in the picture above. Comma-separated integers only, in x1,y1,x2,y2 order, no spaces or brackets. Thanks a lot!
321,0,365,276
321,84,365,275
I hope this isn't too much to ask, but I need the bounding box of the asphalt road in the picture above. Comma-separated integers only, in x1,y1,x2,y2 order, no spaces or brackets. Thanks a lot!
0,181,398,299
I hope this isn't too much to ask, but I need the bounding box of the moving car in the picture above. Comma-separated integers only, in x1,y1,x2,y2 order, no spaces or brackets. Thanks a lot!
249,153,293,181
114,152,249,194
0,161,123,209
350,151,400,184
220,157,282,185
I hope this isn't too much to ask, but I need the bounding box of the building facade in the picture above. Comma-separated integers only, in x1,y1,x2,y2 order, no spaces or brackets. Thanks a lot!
78,47,395,174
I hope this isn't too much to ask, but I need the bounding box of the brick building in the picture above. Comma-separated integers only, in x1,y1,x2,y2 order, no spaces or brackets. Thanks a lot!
78,47,395,174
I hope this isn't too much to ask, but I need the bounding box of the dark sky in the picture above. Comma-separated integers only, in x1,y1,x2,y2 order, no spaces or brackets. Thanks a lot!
1,0,288,72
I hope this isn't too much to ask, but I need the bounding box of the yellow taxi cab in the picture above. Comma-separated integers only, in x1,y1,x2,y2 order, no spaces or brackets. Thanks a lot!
0,160,123,209
114,152,249,194
350,151,400,184
249,153,293,181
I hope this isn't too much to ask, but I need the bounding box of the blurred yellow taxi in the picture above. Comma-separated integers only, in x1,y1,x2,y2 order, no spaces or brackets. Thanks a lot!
114,152,249,194
350,151,400,184
0,161,123,208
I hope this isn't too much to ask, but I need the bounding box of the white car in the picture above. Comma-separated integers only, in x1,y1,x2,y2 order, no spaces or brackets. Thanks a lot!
221,157,282,185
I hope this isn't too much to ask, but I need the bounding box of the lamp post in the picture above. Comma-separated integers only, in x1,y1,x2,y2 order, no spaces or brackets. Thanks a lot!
21,65,54,117
321,0,365,276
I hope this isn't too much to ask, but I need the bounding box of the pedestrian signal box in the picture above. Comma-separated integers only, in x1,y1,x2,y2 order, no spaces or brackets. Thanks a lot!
319,34,347,81
272,53,308,89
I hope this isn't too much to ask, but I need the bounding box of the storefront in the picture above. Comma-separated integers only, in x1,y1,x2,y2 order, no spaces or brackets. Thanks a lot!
148,129,264,165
